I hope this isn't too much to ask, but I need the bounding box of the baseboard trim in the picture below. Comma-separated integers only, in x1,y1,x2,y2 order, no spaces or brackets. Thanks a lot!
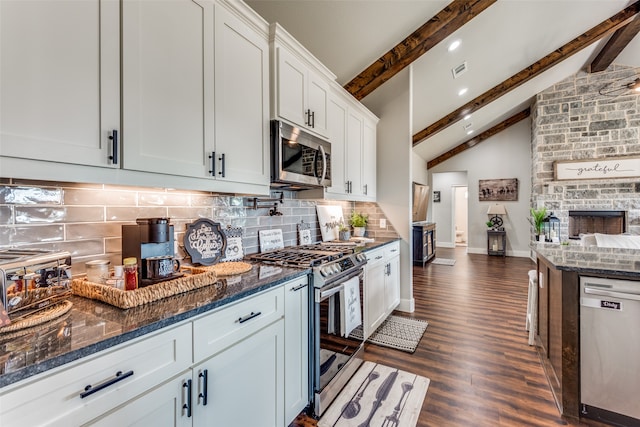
396,298,415,313
466,247,532,258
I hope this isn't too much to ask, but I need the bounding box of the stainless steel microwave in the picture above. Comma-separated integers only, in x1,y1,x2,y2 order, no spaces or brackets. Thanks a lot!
271,120,331,189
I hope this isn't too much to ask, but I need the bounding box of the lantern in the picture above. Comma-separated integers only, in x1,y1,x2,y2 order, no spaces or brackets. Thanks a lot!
543,212,560,242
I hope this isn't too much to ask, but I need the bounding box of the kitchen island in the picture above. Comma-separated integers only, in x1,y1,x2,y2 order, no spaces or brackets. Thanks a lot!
531,243,640,422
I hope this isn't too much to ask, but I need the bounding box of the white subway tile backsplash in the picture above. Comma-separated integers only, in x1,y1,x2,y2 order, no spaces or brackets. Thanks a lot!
66,222,124,240
63,188,137,206
0,180,397,267
0,186,62,205
106,206,168,221
0,224,64,245
15,206,105,223
0,206,13,225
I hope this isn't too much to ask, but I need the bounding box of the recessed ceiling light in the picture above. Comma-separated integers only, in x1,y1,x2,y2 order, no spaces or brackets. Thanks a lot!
466,130,474,135
458,88,468,96
448,40,461,52
464,114,472,120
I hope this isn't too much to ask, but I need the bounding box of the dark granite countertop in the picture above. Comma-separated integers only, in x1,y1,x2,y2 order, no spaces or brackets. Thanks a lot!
532,242,640,279
0,262,309,388
0,238,401,389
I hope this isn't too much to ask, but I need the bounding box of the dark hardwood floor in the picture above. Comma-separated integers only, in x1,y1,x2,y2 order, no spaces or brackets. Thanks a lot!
291,247,609,427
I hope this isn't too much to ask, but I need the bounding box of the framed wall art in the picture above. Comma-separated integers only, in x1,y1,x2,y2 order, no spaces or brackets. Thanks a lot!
554,157,640,180
478,178,518,201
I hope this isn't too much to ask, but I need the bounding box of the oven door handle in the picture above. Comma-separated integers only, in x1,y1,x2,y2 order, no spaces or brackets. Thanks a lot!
319,283,344,300
317,270,364,300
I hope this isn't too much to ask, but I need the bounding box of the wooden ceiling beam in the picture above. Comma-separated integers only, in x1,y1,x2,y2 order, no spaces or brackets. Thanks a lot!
427,107,531,169
343,0,496,101
589,16,640,73
414,1,640,146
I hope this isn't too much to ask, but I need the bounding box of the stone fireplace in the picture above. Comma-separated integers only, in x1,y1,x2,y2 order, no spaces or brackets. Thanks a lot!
568,210,627,239
531,64,640,240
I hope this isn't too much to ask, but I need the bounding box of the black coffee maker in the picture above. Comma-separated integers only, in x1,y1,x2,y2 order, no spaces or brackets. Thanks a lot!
122,218,181,285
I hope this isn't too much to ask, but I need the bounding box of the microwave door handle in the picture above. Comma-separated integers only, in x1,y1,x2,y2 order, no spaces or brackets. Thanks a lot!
319,145,327,184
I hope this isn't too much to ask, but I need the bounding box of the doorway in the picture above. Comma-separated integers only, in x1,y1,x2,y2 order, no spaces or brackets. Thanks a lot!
453,186,468,246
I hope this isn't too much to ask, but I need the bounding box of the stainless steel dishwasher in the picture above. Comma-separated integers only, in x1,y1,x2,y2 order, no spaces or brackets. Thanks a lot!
580,276,640,426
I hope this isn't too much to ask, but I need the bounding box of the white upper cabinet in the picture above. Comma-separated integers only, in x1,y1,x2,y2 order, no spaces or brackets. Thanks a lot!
363,118,377,199
121,0,214,178
346,109,364,197
323,86,378,202
213,1,270,186
271,23,333,139
326,95,348,195
0,0,120,167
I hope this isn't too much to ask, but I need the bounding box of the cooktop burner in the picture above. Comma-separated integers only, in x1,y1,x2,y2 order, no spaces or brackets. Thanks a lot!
248,243,357,268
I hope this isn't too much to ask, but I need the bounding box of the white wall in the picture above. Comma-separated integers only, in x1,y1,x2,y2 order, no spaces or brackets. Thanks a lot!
454,186,468,244
426,118,532,257
362,68,414,312
412,152,428,185
431,171,467,248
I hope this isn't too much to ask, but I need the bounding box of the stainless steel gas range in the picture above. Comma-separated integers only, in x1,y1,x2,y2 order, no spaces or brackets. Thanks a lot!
249,242,367,417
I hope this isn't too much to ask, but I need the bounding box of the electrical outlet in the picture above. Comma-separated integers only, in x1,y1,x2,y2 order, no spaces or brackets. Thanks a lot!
380,218,386,228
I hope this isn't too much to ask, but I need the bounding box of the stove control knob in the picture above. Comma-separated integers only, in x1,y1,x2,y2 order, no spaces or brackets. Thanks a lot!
332,264,341,274
320,267,330,277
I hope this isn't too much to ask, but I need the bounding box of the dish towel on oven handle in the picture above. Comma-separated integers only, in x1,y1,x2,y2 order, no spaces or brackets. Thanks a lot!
340,275,362,338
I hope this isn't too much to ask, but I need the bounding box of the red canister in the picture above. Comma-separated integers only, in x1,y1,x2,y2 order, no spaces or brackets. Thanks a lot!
123,257,138,291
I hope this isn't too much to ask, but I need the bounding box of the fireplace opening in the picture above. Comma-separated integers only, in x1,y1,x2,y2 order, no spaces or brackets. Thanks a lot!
568,210,627,239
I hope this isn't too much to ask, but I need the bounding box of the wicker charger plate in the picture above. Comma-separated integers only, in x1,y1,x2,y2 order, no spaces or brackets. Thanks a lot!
0,300,73,334
195,261,253,276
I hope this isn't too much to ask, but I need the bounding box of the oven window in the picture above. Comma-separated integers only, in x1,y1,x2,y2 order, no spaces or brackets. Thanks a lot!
317,276,363,390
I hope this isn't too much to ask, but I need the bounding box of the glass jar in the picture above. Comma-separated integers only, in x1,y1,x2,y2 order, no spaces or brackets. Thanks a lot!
85,260,110,284
123,257,138,291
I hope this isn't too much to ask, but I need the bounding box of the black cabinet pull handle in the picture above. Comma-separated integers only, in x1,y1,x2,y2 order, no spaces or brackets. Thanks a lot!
80,370,133,399
108,130,118,165
209,151,216,176
238,311,262,324
290,283,307,292
218,153,226,178
198,369,208,406
310,111,315,128
182,379,192,417
305,109,310,126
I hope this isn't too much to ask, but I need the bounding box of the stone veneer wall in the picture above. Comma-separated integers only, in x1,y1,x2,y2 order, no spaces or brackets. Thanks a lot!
0,178,397,274
531,64,640,239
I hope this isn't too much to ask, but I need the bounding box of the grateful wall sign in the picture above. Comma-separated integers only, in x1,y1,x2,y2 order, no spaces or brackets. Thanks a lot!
554,157,640,180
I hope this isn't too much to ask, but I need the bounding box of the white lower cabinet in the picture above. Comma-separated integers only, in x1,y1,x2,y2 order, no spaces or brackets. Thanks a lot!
284,277,310,424
190,319,284,427
364,241,400,339
0,279,307,427
364,247,387,339
0,323,192,427
87,372,191,427
384,244,400,313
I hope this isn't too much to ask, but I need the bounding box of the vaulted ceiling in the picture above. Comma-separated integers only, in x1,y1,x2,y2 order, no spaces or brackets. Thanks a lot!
246,0,640,167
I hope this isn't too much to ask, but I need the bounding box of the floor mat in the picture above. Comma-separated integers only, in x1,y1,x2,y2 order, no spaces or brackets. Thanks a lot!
319,361,430,427
431,258,456,266
349,315,428,353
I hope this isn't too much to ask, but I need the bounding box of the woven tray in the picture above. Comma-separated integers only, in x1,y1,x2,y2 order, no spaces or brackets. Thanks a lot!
0,300,73,335
72,268,218,309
